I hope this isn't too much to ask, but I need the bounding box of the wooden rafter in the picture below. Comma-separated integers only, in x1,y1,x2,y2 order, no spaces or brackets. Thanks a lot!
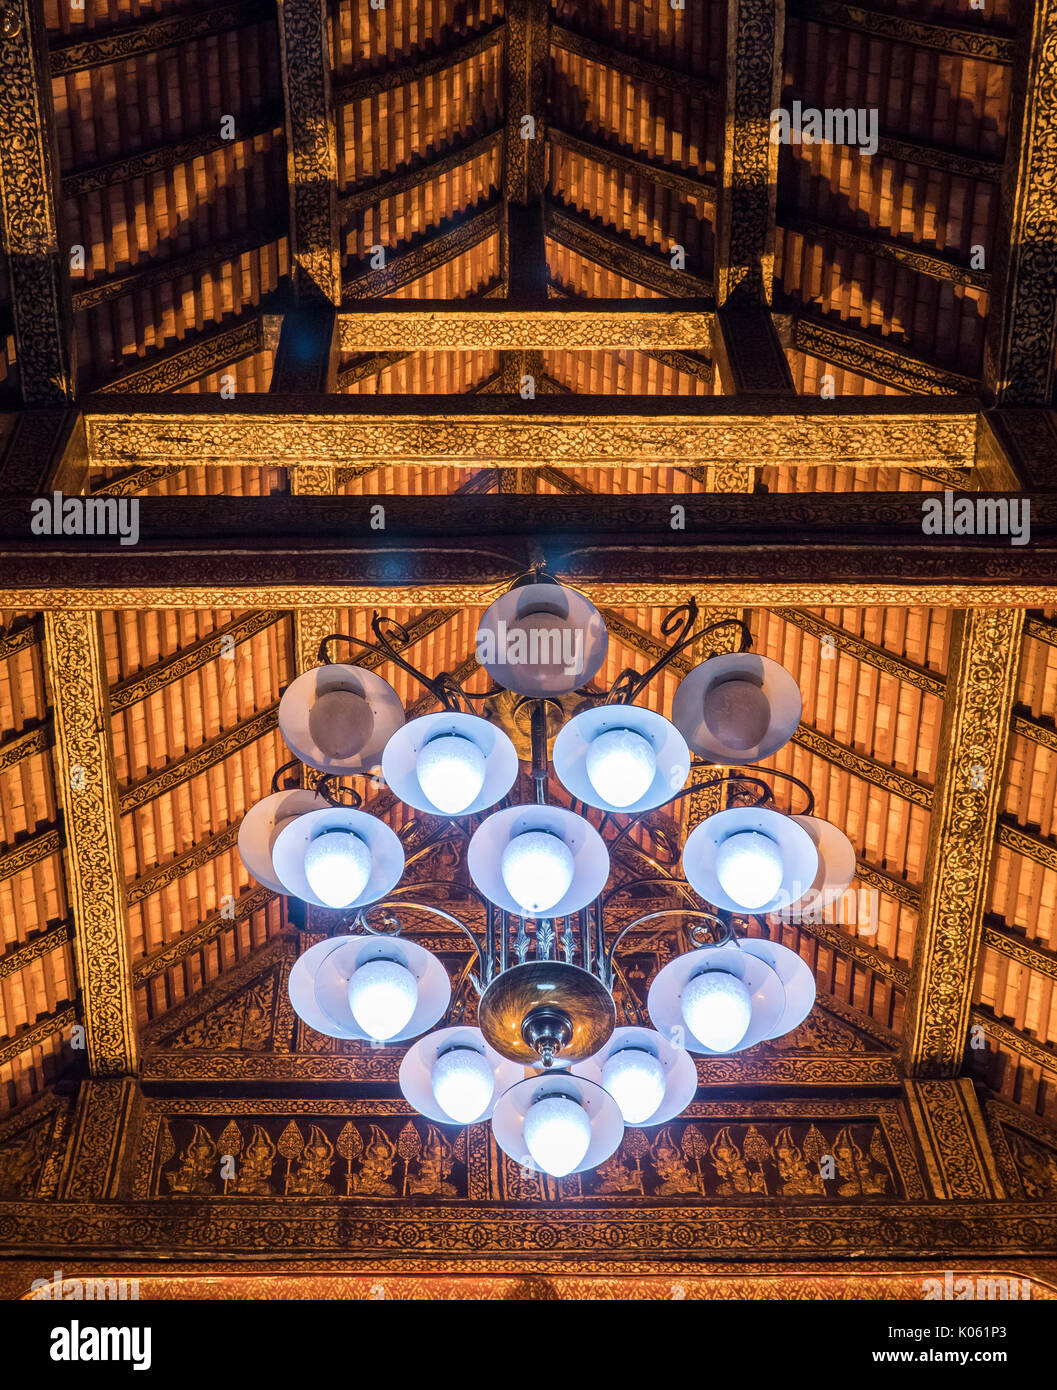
779,311,979,395
333,21,506,106
93,312,269,395
0,0,75,404
550,23,721,104
787,0,1015,64
984,0,1057,404
47,0,272,73
43,612,138,1076
548,128,716,207
338,128,503,218
778,213,991,292
902,611,1025,1078
546,203,713,297
343,201,503,301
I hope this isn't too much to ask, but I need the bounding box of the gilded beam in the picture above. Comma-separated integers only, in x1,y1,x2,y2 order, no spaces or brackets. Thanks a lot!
94,313,266,394
43,611,138,1076
76,395,980,470
779,213,990,292
904,1079,1006,1199
902,610,1025,1078
716,0,784,307
713,310,794,393
503,0,549,204
337,304,715,353
983,0,1057,405
0,0,76,403
339,128,503,218
277,0,340,305
548,128,716,206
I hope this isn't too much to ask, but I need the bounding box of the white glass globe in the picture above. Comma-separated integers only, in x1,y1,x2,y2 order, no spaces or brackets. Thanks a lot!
680,970,753,1052
430,1046,495,1123
715,830,784,909
601,1048,667,1124
500,830,575,915
347,958,419,1041
523,1093,592,1177
585,727,657,807
416,734,487,814
302,829,372,908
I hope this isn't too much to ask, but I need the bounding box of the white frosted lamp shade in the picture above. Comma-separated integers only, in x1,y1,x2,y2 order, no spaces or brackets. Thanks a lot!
523,1093,592,1177
500,830,575,915
430,1046,495,1124
680,970,753,1052
416,734,487,815
714,830,784,910
702,678,770,754
601,1048,667,1125
585,728,657,808
308,688,375,761
347,958,419,1041
302,830,372,909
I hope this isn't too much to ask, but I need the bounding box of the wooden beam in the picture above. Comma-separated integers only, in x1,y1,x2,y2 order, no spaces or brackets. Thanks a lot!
271,307,339,394
72,223,285,313
548,128,716,206
93,313,266,395
343,201,503,301
779,212,991,292
5,491,1057,609
781,311,979,394
337,303,716,352
716,0,784,307
0,0,76,403
74,394,980,472
902,610,1025,1078
546,203,713,298
983,0,1057,405
43,612,138,1076
109,611,283,710
872,133,1002,185
713,309,794,393
550,23,721,104
61,112,283,198
788,0,1015,64
48,0,272,73
338,128,503,218
276,0,340,304
504,0,549,204
333,21,505,106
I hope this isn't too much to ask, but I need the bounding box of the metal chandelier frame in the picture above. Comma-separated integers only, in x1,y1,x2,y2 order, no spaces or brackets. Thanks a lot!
273,584,817,1031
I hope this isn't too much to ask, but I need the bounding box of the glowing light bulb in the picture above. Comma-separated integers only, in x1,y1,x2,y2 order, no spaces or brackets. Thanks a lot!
347,958,418,1041
601,1048,667,1124
309,689,375,759
715,830,784,909
680,970,753,1052
585,728,657,807
302,829,372,908
416,734,487,814
702,678,770,752
500,831,575,915
430,1046,495,1123
523,1093,592,1177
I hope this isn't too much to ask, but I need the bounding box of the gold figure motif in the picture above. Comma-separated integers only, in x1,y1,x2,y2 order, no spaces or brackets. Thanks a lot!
350,1124,398,1195
166,1123,217,1195
774,1127,826,1196
230,1125,276,1196
710,1126,766,1196
1013,1137,1057,1198
407,1126,458,1196
593,1147,643,1195
832,1126,890,1196
650,1128,701,1196
286,1124,335,1196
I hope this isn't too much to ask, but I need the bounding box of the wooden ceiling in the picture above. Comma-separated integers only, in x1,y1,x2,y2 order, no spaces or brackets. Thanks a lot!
0,0,1055,1169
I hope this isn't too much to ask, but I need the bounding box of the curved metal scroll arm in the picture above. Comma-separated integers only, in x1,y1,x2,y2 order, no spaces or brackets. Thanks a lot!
352,891,486,977
602,599,753,707
600,905,734,988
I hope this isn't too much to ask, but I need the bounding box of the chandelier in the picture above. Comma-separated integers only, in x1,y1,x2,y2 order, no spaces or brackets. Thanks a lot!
239,573,856,1180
